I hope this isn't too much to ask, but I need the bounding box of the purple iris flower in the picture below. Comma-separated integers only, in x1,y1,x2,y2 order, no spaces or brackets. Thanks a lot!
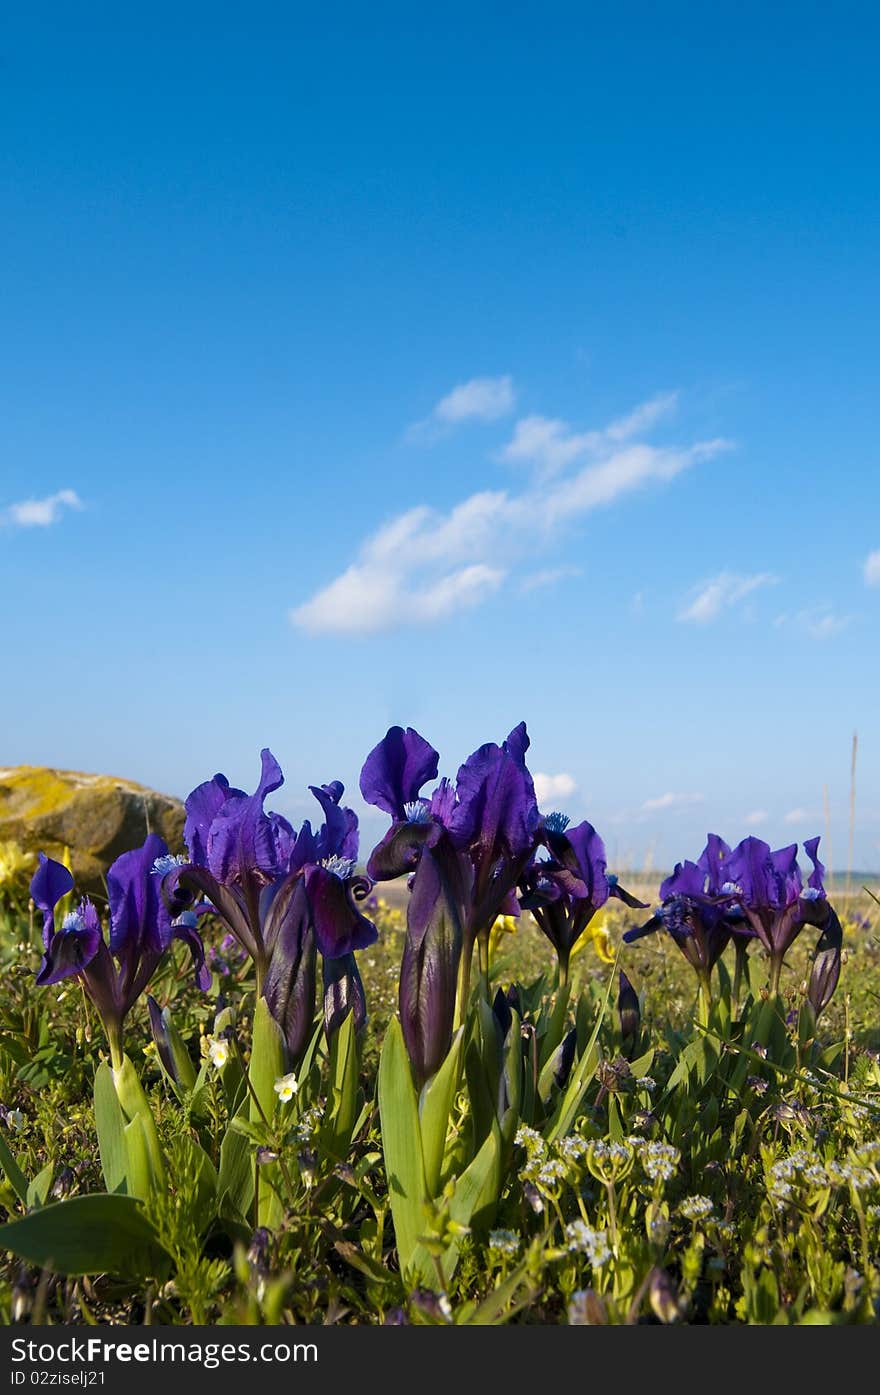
30,835,209,1065
448,722,541,940
623,835,746,991
724,835,835,992
166,753,376,1058
807,908,843,1018
362,721,540,941
361,723,540,1077
520,816,646,983
360,726,469,1082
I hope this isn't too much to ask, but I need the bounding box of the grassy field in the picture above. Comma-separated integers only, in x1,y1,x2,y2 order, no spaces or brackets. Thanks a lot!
0,879,879,1326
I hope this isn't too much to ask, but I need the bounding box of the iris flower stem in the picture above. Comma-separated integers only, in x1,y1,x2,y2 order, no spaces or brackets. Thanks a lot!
697,972,712,1028
732,942,748,1016
556,951,570,991
477,931,491,1002
106,1021,125,1074
454,939,474,1032
769,956,784,997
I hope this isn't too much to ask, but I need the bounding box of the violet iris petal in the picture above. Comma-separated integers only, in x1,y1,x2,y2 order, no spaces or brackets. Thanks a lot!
726,835,828,962
303,864,378,958
365,817,439,881
310,783,359,862
449,723,540,933
660,859,707,901
206,748,288,889
30,853,74,947
398,842,466,1085
359,726,440,819
36,900,102,986
171,912,213,992
107,833,172,958
524,820,645,969
449,725,538,860
804,836,826,894
262,878,317,1060
808,908,842,1016
323,952,367,1039
184,773,236,864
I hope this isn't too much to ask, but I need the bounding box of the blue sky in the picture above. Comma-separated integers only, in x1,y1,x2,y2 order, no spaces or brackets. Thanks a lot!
2,7,879,871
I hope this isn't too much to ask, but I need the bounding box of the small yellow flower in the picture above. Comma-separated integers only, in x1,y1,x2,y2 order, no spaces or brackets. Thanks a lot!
207,1036,230,1069
571,921,616,966
273,1072,299,1103
489,914,518,958
0,841,32,890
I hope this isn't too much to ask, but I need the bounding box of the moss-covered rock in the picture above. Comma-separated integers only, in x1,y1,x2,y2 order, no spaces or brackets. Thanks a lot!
0,766,185,894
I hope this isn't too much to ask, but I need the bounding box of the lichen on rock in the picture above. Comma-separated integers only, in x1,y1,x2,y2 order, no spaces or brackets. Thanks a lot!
0,765,185,894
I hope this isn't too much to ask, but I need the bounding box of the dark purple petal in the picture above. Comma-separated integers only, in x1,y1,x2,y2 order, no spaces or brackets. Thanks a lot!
429,777,457,828
448,728,539,880
727,837,777,908
303,865,378,958
399,845,463,1086
206,748,288,889
30,853,74,947
557,821,609,905
365,818,438,881
660,860,706,901
359,726,440,819
771,843,802,904
618,971,640,1043
263,879,317,1059
36,905,102,985
803,836,826,895
807,909,842,1016
608,879,650,910
184,773,235,865
107,833,171,959
163,863,259,959
310,783,359,862
323,952,367,1039
623,915,662,945
287,820,317,876
171,914,212,992
698,834,733,896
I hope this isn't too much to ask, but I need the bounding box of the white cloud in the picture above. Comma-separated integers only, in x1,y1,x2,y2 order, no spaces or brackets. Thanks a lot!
783,807,810,825
407,375,515,441
520,565,581,593
795,607,851,641
864,550,880,586
639,792,705,813
533,772,577,806
677,571,778,624
292,560,504,636
744,809,769,826
293,393,732,636
499,391,679,479
3,489,83,528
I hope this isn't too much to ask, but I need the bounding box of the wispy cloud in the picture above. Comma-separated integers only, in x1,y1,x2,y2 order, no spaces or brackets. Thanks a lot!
533,771,577,806
776,607,852,641
744,809,769,826
639,791,705,814
520,565,581,593
677,570,778,624
406,375,516,442
783,807,810,825
863,550,880,587
499,390,679,479
3,489,83,528
292,393,731,636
